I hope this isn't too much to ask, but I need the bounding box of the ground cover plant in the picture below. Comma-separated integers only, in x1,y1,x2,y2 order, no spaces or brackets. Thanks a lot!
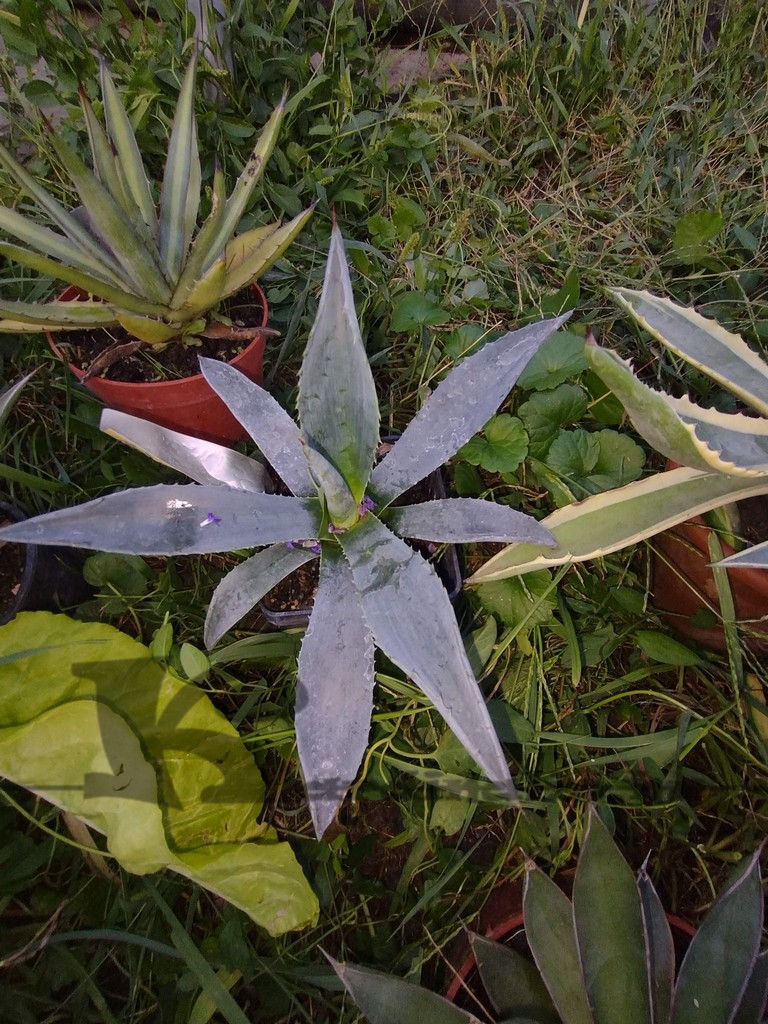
0,0,766,1020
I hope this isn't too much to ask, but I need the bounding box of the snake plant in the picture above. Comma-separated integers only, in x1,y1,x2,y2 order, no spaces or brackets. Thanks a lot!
469,291,768,585
0,225,567,837
0,54,312,357
330,807,768,1024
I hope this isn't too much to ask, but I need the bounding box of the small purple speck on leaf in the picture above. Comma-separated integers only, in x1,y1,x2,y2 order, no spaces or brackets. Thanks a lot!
310,542,321,554
359,496,377,514
285,541,296,550
328,523,346,534
200,511,222,527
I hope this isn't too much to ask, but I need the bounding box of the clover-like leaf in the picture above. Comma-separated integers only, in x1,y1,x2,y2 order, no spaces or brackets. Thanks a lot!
477,571,557,628
517,329,587,391
459,414,529,474
518,383,589,459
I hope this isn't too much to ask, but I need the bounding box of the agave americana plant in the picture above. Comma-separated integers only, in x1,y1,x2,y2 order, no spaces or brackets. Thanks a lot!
0,54,312,362
470,290,768,586
0,226,566,836
330,807,768,1024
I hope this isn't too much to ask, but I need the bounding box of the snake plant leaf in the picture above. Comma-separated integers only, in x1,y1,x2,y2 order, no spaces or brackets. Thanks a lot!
467,468,768,583
298,224,379,504
99,61,157,235
469,933,559,1023
369,313,570,506
219,207,314,301
199,358,315,497
171,165,227,309
0,485,322,554
0,296,119,330
385,498,556,545
204,543,317,648
159,55,201,282
100,410,268,492
671,848,763,1024
573,808,650,1024
714,538,768,568
586,345,768,476
523,864,594,1024
327,955,473,1024
203,98,288,274
637,865,674,1024
732,951,768,1024
296,547,375,838
0,613,318,936
339,515,516,799
0,369,35,430
611,289,768,418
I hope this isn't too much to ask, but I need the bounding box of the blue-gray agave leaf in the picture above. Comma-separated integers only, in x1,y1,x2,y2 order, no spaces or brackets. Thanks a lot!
296,547,375,838
369,312,571,506
303,444,359,527
0,369,36,431
204,543,318,648
715,539,768,568
386,498,556,545
0,486,321,554
339,515,516,798
298,224,379,504
638,864,674,1024
101,409,268,492
199,357,314,497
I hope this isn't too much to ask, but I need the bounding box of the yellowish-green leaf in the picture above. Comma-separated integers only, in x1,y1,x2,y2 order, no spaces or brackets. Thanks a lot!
220,207,313,300
115,313,179,345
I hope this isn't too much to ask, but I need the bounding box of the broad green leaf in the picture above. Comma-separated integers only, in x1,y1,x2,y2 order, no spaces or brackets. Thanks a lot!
0,613,318,935
523,865,594,1024
429,793,470,834
672,850,763,1024
180,642,210,682
390,292,450,332
101,409,268,492
83,552,150,597
637,866,674,1024
517,329,588,390
0,295,118,330
586,430,645,493
203,100,288,272
159,56,201,281
297,548,374,837
199,359,314,497
573,809,650,1024
386,497,555,546
634,631,701,666
715,538,768,568
477,572,557,628
467,468,768,583
673,209,723,261
370,313,570,505
470,934,559,1023
219,207,314,301
204,543,317,648
328,956,472,1024
0,369,35,429
519,384,589,458
586,344,768,476
298,225,379,504
732,951,768,1024
0,485,322,555
100,62,157,235
115,313,180,346
339,515,516,799
547,429,600,479
460,415,529,473
611,289,768,418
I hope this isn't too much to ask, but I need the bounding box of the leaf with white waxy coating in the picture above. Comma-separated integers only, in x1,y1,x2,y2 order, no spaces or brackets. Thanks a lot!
612,289,768,417
637,864,674,1024
298,225,379,504
159,55,201,282
671,849,763,1024
586,345,768,476
327,955,473,1024
467,467,768,583
0,485,321,555
385,498,556,545
199,359,314,497
732,951,768,1024
714,538,768,568
369,313,570,505
0,369,35,431
205,543,317,648
296,548,374,838
573,808,650,1024
339,514,516,799
469,933,559,1023
523,865,594,1024
100,410,267,492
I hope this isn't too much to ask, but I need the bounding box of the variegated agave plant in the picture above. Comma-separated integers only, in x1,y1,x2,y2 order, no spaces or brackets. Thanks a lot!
0,54,312,361
470,290,768,586
330,807,768,1024
0,226,566,836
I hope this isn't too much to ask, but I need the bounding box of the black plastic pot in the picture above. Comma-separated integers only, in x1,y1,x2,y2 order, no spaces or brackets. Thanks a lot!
0,500,92,626
260,456,463,629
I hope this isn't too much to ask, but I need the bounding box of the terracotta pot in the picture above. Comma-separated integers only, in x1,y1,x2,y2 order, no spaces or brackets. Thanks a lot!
651,471,768,654
46,284,270,445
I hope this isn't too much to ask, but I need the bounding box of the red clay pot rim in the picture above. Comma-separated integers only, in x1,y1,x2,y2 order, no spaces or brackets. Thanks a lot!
46,282,269,391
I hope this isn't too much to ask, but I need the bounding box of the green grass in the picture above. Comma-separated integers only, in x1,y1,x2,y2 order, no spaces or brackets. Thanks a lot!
0,0,766,1020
